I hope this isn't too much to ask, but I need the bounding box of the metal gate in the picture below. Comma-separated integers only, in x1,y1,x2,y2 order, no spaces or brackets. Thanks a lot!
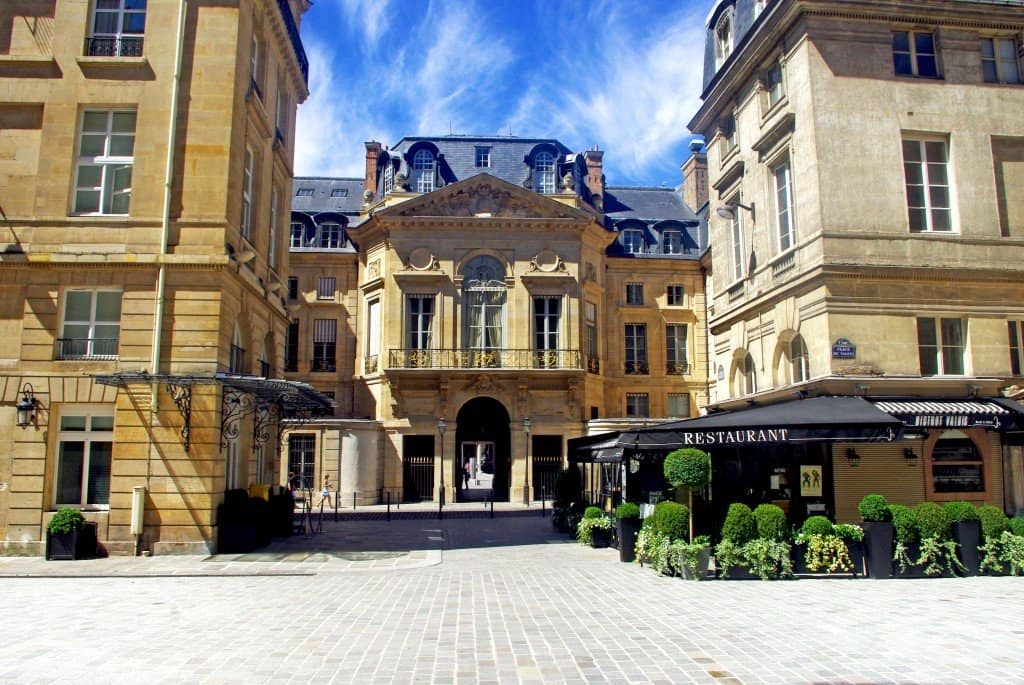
532,454,563,501
403,455,435,503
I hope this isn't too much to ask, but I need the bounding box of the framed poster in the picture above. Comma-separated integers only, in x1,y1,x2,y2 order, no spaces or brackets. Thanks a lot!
800,465,823,497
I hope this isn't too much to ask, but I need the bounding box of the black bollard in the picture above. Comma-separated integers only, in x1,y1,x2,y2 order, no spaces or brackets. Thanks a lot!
386,491,391,521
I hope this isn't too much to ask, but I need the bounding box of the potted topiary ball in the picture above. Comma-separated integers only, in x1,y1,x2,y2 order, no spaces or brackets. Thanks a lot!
663,448,711,540
615,502,642,563
858,493,894,579
46,507,89,560
717,502,757,579
943,501,981,575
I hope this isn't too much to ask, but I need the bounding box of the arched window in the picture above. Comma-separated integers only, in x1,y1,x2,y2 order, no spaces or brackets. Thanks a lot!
412,149,435,193
622,229,645,254
715,10,734,69
534,151,555,194
790,334,809,383
230,325,245,373
462,256,506,365
930,430,985,495
741,353,757,395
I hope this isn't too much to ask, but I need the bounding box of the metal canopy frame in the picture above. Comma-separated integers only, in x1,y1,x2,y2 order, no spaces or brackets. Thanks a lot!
94,371,332,453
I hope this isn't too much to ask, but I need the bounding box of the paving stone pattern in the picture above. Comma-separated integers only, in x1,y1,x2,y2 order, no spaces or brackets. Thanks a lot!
1,506,1022,684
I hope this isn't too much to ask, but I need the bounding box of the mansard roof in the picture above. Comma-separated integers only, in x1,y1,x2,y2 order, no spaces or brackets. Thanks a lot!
291,177,364,216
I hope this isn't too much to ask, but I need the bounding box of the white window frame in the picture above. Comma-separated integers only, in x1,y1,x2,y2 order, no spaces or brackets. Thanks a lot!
290,221,305,248
534,151,556,194
625,282,644,306
773,160,795,252
622,229,645,254
533,296,560,351
413,149,435,193
60,289,122,359
317,222,344,249
981,37,1022,84
902,136,952,233
667,284,685,307
241,144,255,238
668,393,691,418
407,294,435,350
790,334,809,383
87,0,146,57
892,30,939,78
728,194,745,281
715,10,733,70
73,109,136,215
741,353,757,395
383,162,394,195
766,60,785,108
475,146,491,168
662,229,683,254
666,324,688,374
366,300,380,368
918,317,965,376
55,405,114,509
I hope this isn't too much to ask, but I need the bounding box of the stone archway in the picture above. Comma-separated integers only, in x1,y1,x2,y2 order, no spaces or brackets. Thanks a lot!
455,396,510,501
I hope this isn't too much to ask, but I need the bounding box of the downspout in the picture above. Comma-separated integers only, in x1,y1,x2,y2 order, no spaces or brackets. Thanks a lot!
151,0,188,401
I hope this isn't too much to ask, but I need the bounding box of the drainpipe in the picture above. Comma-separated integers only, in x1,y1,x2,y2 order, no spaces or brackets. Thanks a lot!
151,0,188,403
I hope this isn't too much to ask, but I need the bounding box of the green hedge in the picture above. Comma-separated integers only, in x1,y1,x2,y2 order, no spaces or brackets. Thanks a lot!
721,503,756,544
801,515,833,538
914,502,951,540
649,501,690,541
889,504,919,545
942,501,980,523
857,494,891,522
753,503,788,541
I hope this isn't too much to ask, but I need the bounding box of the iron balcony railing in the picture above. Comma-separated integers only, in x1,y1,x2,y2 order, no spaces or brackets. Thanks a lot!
56,338,118,360
276,0,309,85
311,359,336,373
85,36,144,57
625,360,650,375
388,348,582,370
666,361,691,375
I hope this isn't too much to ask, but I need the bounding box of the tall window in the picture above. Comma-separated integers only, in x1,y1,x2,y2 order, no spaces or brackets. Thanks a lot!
250,35,263,98
275,71,290,141
729,196,744,280
318,222,344,248
87,0,146,57
56,407,114,507
766,61,784,107
585,301,598,373
366,299,380,372
463,256,506,356
625,324,648,375
269,187,279,268
715,11,733,69
774,160,794,252
981,38,1021,84
892,30,938,78
534,151,555,194
229,326,245,373
317,277,335,300
790,334,809,383
407,295,435,349
312,319,337,372
722,113,737,151
383,162,394,195
663,229,683,254
475,146,491,167
59,290,121,359
534,296,560,352
666,324,688,374
918,317,965,376
625,282,644,306
626,393,649,418
413,149,435,193
667,284,685,306
74,110,136,215
741,353,757,395
903,138,951,233
668,393,691,418
285,319,299,372
290,221,305,248
287,434,316,490
287,277,298,300
241,145,255,238
622,229,645,254
1009,321,1023,376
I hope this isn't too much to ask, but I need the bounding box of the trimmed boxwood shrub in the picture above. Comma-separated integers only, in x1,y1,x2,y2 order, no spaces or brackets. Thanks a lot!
615,502,640,520
857,494,891,522
720,503,756,544
914,502,952,540
977,505,1009,540
753,503,788,541
650,501,690,541
889,503,919,545
801,515,834,538
47,507,86,535
1010,516,1024,538
663,448,711,490
942,501,980,523
583,506,603,519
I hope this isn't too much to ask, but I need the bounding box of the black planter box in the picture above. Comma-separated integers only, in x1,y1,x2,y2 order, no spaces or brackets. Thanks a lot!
46,522,97,561
792,539,862,578
861,522,894,579
719,565,758,580
952,520,981,576
894,542,927,578
617,518,640,562
591,527,612,548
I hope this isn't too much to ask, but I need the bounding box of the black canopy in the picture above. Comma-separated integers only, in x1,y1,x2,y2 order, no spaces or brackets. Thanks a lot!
570,396,901,462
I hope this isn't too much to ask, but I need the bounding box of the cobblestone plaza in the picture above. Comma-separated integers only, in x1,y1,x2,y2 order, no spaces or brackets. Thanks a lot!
1,509,1022,684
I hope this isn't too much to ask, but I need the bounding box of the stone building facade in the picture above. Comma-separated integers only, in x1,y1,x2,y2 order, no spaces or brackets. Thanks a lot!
688,0,1024,521
282,137,709,506
0,0,315,555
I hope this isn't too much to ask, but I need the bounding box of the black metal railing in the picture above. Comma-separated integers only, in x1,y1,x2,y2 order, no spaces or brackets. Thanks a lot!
625,360,649,375
56,338,118,360
276,0,309,84
387,348,583,370
666,361,690,375
85,36,144,57
311,359,336,373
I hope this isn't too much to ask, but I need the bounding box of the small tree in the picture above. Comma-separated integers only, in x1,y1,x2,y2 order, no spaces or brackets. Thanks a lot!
663,448,711,540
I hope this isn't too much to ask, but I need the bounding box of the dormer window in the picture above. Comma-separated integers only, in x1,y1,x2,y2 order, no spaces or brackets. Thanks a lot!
383,161,394,195
622,229,645,254
412,149,435,193
330,188,348,198
295,187,314,197
663,229,683,254
475,146,491,168
534,151,555,194
715,10,733,70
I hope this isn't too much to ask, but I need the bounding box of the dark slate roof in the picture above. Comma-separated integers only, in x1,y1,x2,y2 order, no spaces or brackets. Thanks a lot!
291,177,364,216
384,136,574,189
703,0,773,91
603,186,698,224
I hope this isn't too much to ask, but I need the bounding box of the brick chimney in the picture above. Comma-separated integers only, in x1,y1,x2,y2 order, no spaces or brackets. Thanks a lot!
583,146,604,202
681,140,708,211
364,141,381,198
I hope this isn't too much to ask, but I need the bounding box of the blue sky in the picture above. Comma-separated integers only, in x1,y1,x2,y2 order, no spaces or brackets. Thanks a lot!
294,0,710,188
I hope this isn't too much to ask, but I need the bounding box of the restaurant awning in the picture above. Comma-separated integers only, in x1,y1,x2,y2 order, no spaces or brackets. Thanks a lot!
569,396,902,462
871,398,1024,431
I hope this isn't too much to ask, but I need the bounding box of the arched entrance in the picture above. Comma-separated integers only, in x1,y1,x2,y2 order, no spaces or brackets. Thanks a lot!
455,397,510,502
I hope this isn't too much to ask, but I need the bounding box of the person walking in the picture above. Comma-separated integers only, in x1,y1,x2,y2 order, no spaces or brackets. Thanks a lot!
319,474,333,509
463,460,471,489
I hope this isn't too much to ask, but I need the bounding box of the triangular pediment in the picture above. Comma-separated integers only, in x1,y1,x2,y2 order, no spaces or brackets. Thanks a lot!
379,174,592,221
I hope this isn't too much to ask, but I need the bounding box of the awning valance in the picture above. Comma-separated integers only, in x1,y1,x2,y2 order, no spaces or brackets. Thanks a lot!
871,398,1024,431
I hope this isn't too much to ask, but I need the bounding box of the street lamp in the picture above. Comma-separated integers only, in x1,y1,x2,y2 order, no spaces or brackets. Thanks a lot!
522,416,531,505
437,417,446,510
16,383,39,427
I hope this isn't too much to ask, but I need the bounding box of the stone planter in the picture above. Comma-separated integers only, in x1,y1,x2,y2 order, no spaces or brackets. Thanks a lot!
861,522,894,579
952,520,981,576
617,518,640,562
591,527,612,549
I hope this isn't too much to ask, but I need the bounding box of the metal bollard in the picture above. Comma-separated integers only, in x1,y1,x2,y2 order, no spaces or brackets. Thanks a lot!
541,488,546,517
386,491,391,521
490,491,495,519
438,496,443,520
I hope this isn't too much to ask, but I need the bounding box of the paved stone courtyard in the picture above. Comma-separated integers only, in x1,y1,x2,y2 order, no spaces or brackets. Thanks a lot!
1,507,1023,684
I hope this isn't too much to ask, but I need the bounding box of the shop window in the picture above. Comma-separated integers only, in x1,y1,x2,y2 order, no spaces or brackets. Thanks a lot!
929,431,985,496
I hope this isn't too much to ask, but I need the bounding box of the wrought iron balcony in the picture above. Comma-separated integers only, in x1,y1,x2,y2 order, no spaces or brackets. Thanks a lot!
276,0,309,85
586,356,600,374
56,338,119,360
388,348,582,370
311,359,336,373
666,361,691,375
625,360,650,375
85,36,144,57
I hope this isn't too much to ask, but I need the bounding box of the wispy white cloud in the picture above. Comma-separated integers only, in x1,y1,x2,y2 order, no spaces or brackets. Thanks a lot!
339,0,391,49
